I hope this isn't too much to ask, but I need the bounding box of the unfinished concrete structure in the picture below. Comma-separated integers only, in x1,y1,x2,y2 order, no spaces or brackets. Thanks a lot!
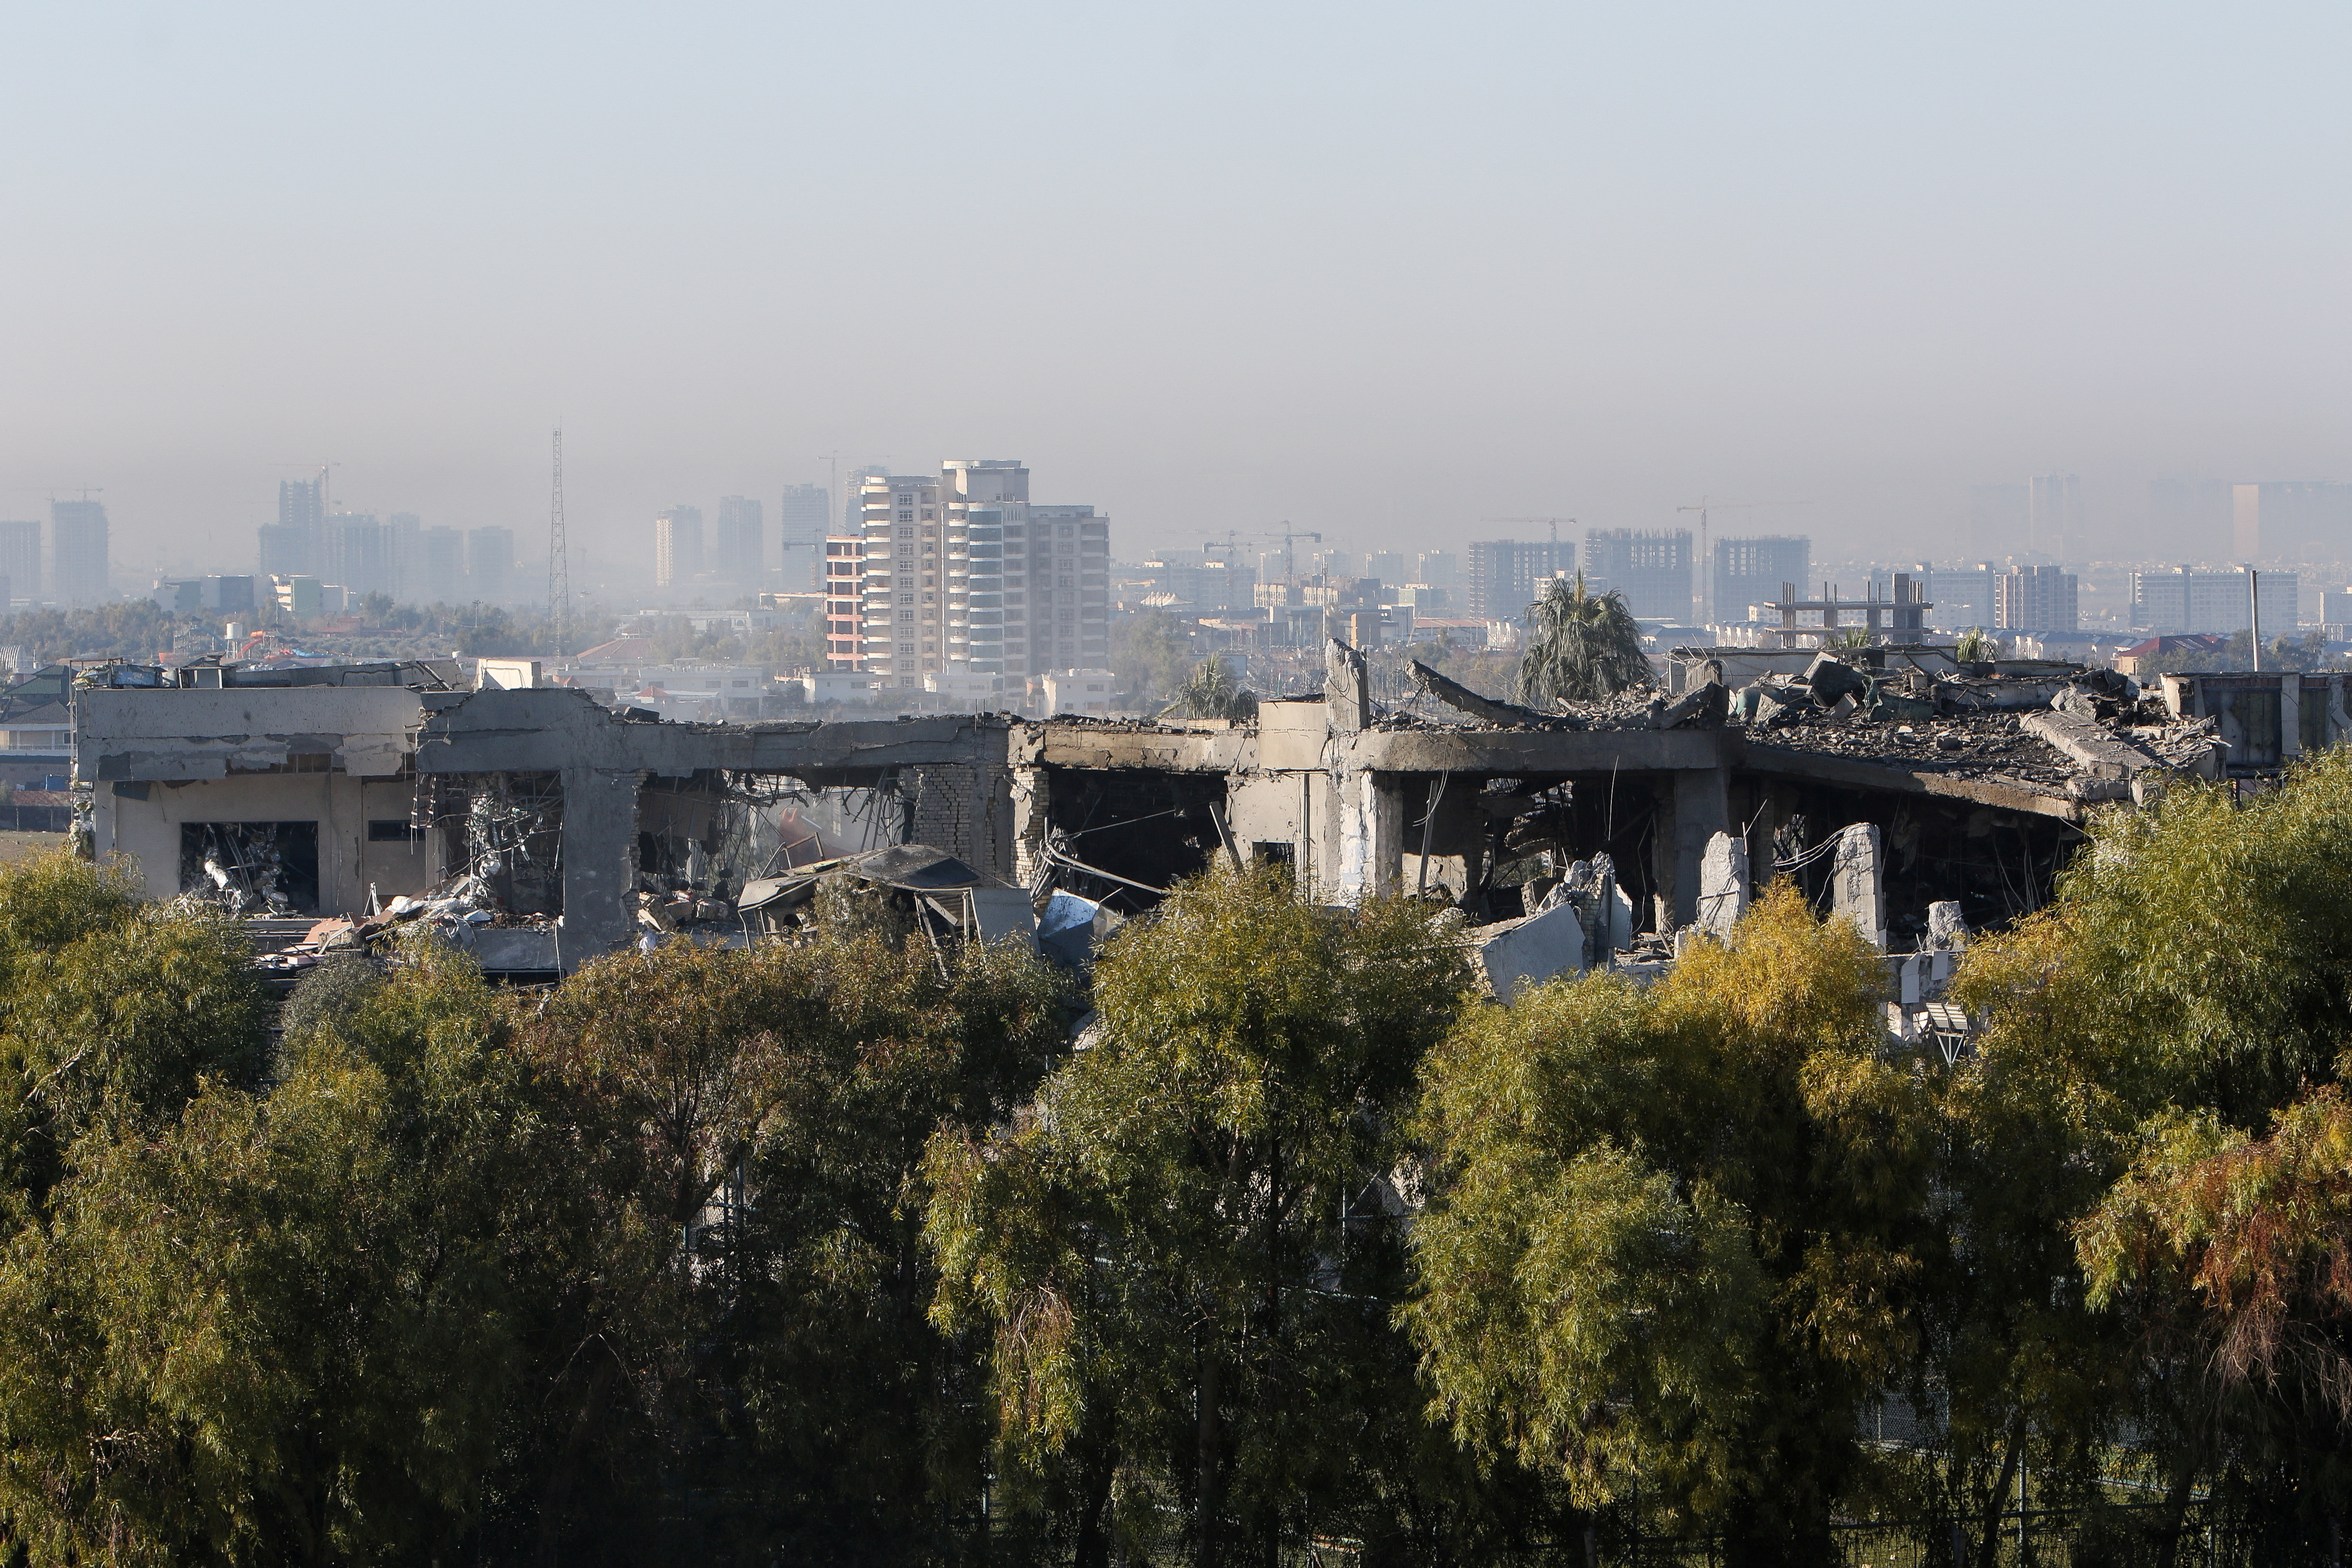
79,638,2307,976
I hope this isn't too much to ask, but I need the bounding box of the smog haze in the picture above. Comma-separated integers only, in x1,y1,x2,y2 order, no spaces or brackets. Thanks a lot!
5,1,2349,571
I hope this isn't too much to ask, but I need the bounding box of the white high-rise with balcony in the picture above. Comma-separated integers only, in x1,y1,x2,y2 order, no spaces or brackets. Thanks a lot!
860,460,1109,688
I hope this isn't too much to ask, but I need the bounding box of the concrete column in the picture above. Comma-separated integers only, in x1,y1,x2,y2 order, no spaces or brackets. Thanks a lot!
1009,766,1050,888
1831,822,1886,948
2330,675,2348,746
558,766,645,969
2280,674,2303,760
1668,768,1731,930
1325,638,1369,734
1696,830,1749,938
1331,769,1405,902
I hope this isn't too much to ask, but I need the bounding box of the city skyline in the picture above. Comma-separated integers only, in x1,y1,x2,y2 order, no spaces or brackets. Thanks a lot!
8,5,2352,578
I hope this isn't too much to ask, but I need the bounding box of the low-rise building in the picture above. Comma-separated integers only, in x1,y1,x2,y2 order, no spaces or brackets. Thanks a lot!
1041,668,1118,717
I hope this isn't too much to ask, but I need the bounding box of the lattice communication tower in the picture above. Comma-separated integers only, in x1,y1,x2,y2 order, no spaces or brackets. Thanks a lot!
548,425,570,657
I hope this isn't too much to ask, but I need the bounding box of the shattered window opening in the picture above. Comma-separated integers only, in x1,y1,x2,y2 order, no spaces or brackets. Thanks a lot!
179,821,321,915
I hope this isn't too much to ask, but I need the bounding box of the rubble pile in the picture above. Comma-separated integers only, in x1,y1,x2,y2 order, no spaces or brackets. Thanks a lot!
248,870,556,977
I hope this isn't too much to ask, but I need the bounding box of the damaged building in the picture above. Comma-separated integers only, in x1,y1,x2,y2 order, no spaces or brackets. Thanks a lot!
74,639,2313,988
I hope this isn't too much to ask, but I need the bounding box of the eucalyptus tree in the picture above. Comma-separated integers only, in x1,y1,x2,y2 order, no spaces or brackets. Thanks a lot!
0,934,523,1567
1952,748,2352,1555
505,928,1067,1564
1405,884,1935,1564
0,852,264,1222
927,864,1477,1567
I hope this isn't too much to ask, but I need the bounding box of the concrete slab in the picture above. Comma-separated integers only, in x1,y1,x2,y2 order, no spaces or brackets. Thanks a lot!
1474,900,1587,1000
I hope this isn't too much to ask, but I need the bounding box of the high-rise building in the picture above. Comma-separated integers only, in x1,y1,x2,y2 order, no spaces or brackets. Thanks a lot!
0,521,39,603
1464,539,1566,619
322,514,394,599
1366,551,1411,584
257,524,313,577
954,505,1008,674
414,526,466,605
860,474,945,687
1416,551,1459,588
944,458,1030,506
50,498,109,605
2027,473,2082,559
384,513,421,600
1994,564,2079,632
781,484,830,589
1708,535,1810,624
844,465,889,533
259,475,327,579
1581,528,1693,620
713,495,765,583
2229,481,2352,560
1968,484,2028,556
1935,562,1999,630
1145,551,1256,611
655,505,703,589
280,475,324,532
2130,567,2297,635
1010,504,1109,676
467,528,515,603
860,460,1103,686
825,537,866,669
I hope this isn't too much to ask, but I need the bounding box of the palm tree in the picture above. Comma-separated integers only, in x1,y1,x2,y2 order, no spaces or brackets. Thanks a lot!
1160,652,1258,723
1514,572,1652,705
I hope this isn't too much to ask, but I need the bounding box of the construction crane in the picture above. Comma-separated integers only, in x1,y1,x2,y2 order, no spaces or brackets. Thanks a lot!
1676,497,1812,620
1272,525,1322,584
1213,524,1326,583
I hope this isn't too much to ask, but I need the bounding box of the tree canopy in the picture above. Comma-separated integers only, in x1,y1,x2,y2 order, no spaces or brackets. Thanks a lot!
1514,573,1652,705
4,743,2352,1563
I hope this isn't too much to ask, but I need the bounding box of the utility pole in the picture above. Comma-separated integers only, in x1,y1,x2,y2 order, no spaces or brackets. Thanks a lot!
548,425,570,659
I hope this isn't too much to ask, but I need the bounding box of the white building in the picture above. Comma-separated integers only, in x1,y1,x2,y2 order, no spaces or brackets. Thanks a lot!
860,473,948,689
859,460,1108,689
2130,567,2299,634
1041,668,1118,717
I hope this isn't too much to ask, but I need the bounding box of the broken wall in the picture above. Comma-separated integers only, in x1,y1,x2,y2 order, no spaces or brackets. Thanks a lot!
103,771,433,914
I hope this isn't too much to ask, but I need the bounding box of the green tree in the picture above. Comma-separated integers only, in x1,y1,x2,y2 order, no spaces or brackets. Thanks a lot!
928,865,1478,1566
2081,1077,2352,1447
499,929,1067,1564
1406,884,1930,1563
0,853,265,1221
1513,573,1651,705
1941,748,2352,1554
1160,653,1258,723
1109,609,1193,705
0,936,526,1567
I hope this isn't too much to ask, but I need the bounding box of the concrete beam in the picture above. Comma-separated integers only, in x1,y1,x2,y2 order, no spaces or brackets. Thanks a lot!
2020,709,2161,780
1013,722,1251,773
422,690,1008,784
1340,727,1740,775
1741,742,2084,822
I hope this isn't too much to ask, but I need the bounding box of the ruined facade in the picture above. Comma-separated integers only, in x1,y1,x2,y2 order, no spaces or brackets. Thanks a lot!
77,640,2325,978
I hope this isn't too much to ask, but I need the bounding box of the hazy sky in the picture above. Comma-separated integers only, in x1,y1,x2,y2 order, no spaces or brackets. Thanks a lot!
6,1,2350,584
